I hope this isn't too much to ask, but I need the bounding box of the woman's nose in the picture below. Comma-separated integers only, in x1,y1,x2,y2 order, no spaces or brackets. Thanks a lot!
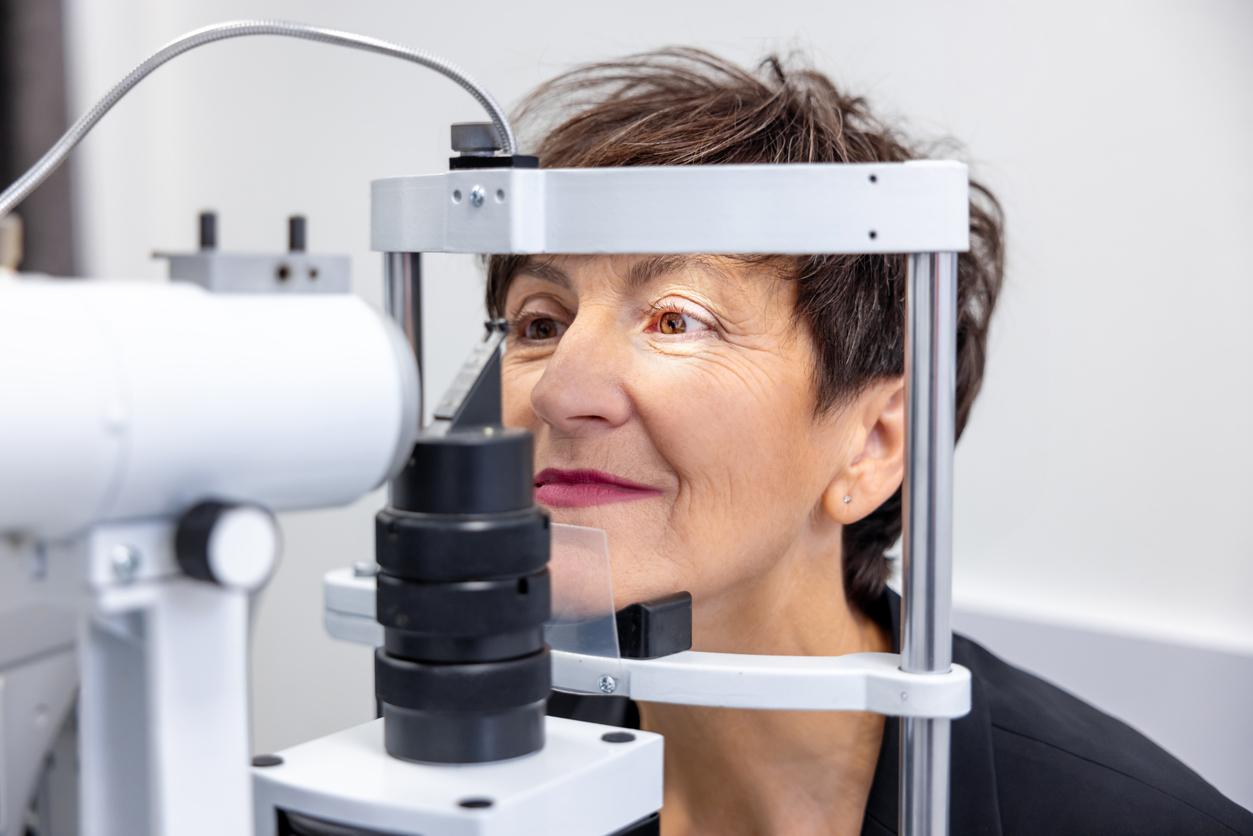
529,313,632,435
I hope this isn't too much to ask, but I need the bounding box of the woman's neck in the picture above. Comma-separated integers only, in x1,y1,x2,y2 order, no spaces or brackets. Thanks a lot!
636,543,890,836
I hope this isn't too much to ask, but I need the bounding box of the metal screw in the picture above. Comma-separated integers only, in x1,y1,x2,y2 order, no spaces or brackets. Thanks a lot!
597,675,617,695
352,561,378,578
110,544,141,583
469,186,486,208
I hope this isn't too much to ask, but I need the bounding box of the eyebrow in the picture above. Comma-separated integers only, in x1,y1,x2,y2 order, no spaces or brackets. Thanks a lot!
514,254,727,291
514,259,571,289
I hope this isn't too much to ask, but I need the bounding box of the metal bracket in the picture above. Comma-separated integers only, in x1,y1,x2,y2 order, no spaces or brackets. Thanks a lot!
156,212,349,294
372,161,970,255
323,569,970,720
551,649,970,719
156,251,350,294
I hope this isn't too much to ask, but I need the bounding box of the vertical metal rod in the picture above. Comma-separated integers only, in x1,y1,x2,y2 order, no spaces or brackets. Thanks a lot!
383,251,424,427
899,251,958,836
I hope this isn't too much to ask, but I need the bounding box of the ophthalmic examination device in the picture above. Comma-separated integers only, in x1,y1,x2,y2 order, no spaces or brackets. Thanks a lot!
0,20,971,836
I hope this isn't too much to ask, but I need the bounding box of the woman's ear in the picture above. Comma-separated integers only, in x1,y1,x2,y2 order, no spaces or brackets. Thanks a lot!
821,378,906,524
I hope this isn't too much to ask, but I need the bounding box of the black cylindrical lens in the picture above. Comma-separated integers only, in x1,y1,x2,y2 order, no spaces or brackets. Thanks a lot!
374,428,550,764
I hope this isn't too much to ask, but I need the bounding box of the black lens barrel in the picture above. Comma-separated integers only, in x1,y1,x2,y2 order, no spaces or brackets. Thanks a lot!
374,427,550,764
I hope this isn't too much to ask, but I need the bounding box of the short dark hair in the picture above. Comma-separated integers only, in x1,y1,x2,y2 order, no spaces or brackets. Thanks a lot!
487,48,1005,612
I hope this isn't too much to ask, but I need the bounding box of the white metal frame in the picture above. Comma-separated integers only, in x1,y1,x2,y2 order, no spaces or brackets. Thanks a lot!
370,160,969,836
372,161,968,255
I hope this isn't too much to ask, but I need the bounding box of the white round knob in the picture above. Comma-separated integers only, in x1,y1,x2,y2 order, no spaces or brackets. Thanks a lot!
176,501,281,591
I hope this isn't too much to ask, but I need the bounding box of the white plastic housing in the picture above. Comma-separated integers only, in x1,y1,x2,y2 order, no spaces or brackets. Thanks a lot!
252,717,663,836
0,277,419,538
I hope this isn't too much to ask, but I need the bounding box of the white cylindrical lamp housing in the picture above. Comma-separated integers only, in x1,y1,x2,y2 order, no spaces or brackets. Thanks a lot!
0,278,419,539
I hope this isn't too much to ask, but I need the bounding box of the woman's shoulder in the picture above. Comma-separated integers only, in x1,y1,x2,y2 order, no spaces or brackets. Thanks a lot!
954,632,1253,835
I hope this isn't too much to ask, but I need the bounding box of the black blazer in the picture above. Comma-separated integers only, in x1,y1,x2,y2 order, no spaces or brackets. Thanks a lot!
548,591,1253,835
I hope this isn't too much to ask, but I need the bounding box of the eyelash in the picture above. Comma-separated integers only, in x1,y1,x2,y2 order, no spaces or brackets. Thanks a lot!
507,298,718,344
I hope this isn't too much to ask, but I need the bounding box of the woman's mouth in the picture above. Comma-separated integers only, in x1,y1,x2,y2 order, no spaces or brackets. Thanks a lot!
534,468,662,508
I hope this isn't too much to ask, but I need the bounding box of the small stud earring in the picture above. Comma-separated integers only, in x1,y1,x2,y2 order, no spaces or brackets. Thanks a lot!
842,495,853,505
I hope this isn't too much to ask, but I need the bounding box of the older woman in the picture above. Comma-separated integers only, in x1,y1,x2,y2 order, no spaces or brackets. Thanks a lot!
489,50,1252,836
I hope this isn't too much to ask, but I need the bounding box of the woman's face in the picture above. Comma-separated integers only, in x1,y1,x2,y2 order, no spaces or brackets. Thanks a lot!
501,254,869,618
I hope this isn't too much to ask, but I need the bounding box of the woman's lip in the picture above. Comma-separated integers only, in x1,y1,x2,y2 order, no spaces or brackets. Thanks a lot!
534,468,656,491
534,468,662,508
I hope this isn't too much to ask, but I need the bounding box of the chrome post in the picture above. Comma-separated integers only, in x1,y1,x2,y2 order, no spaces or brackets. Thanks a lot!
899,251,958,836
383,251,424,427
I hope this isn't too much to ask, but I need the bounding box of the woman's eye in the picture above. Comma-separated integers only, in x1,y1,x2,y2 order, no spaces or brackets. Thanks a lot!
522,316,564,341
650,306,712,336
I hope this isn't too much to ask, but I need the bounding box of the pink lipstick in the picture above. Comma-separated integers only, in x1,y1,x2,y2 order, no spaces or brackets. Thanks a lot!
534,468,661,508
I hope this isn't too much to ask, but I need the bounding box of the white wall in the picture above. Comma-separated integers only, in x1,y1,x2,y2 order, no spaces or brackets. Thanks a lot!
61,0,1251,795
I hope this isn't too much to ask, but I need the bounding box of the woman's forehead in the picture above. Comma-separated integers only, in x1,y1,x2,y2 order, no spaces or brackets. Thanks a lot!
509,253,773,296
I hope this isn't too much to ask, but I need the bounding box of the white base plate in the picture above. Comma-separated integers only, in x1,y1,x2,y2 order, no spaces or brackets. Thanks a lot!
253,716,662,836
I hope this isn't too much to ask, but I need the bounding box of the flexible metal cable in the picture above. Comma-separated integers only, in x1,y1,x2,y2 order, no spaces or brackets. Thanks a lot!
0,19,516,218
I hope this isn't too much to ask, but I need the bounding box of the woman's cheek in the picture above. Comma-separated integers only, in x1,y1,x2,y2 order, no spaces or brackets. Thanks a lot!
635,356,776,509
501,358,545,429
644,347,822,529
637,346,799,447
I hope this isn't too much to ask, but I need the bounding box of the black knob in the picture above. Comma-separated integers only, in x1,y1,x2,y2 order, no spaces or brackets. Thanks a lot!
176,500,281,591
287,215,306,253
198,211,217,250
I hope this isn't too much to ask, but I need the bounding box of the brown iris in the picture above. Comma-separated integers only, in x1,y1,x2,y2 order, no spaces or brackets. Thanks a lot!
658,311,687,334
525,318,560,340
